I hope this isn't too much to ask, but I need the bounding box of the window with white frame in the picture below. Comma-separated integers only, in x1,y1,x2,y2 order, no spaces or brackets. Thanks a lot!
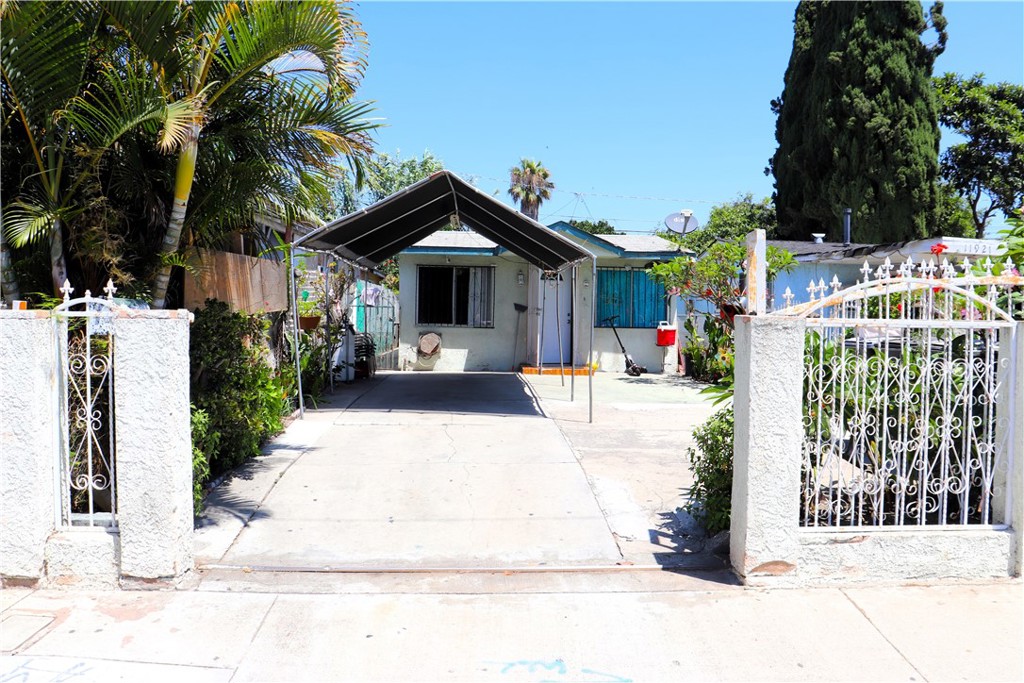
416,265,495,327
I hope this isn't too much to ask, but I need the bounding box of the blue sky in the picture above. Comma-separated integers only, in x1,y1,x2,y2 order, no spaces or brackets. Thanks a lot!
355,1,1024,235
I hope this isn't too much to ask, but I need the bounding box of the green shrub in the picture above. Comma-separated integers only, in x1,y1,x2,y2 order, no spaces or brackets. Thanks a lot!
190,406,216,515
190,299,287,480
685,407,734,535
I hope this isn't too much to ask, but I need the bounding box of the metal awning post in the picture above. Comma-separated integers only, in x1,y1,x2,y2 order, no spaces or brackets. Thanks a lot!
555,271,565,386
325,261,333,393
589,257,596,424
570,265,577,402
538,272,547,371
290,244,305,418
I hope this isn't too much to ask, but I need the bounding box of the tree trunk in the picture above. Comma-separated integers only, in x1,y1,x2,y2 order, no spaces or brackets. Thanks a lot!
152,124,200,309
0,229,21,302
49,219,69,298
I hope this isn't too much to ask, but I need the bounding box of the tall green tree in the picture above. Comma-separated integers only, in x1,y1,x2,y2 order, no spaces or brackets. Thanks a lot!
1,0,127,296
104,0,376,307
327,150,446,292
569,219,620,235
769,1,948,243
329,150,445,218
674,194,777,254
508,159,554,221
935,73,1024,235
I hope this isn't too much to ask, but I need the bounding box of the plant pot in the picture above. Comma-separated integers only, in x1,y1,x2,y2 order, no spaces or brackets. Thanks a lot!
298,315,321,331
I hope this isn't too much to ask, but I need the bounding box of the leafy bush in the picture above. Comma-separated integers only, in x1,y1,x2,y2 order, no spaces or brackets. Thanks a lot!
685,407,734,535
190,300,287,480
190,406,216,515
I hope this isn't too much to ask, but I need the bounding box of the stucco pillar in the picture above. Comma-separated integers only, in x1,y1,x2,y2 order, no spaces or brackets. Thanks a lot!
994,322,1023,576
113,310,194,583
730,315,806,582
0,312,58,582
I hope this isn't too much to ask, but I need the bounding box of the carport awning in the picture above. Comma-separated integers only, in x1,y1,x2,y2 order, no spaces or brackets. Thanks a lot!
296,171,592,271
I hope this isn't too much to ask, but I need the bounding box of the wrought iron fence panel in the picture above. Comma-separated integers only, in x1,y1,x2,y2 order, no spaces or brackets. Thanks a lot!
355,299,399,370
52,280,120,528
772,256,1022,529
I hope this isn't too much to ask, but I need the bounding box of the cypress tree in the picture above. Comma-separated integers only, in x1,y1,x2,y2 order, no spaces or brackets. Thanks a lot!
769,1,948,243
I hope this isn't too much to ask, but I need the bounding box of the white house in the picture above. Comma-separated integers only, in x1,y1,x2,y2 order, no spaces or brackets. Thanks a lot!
397,222,687,373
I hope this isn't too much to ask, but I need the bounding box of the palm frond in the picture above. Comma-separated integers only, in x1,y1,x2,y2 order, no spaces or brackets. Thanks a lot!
206,0,366,107
98,0,185,90
1,0,100,132
2,199,59,247
61,69,205,156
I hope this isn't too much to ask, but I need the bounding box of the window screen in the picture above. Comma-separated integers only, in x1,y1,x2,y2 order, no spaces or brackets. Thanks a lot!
595,267,665,328
417,265,495,328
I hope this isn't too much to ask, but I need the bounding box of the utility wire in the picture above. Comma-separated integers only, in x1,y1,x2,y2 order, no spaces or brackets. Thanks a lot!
463,172,718,205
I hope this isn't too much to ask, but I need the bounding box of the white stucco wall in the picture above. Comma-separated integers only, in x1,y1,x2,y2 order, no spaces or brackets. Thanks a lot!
731,315,1022,585
730,316,806,581
0,311,58,581
114,310,194,583
0,307,193,588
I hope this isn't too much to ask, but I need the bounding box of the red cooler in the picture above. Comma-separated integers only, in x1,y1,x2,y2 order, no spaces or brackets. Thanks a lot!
656,321,677,347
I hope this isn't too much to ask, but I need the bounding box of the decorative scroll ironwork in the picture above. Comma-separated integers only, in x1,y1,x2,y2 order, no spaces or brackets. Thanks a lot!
772,257,1022,528
53,280,120,528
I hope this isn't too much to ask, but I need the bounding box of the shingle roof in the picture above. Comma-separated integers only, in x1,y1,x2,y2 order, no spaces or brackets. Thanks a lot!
601,234,681,254
768,240,873,257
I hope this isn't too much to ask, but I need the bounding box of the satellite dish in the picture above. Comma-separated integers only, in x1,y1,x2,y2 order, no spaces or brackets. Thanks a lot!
664,210,700,235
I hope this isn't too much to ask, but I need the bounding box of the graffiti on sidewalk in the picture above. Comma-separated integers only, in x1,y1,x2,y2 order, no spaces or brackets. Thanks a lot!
1,658,93,683
493,658,632,682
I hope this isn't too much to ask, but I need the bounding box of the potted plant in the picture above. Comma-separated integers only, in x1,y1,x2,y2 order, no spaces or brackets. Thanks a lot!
298,299,321,331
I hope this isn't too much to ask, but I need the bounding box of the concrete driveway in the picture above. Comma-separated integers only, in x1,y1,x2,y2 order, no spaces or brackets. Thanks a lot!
195,371,720,572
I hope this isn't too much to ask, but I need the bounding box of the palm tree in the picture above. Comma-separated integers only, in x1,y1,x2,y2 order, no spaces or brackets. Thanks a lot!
102,0,377,307
1,1,102,296
508,158,554,221
1,0,203,297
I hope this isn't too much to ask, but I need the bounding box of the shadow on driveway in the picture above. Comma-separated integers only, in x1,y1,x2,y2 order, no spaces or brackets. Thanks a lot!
345,372,547,418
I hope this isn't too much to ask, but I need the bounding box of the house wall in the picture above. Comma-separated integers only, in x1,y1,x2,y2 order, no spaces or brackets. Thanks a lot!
399,254,531,371
398,253,678,374
529,257,678,374
773,263,865,309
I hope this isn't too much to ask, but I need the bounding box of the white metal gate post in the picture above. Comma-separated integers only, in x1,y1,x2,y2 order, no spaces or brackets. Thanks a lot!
730,314,806,584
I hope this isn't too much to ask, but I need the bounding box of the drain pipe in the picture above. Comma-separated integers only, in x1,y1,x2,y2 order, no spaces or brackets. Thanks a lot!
843,208,852,246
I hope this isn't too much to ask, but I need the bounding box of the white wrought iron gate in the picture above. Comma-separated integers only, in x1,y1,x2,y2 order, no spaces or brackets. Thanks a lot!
52,281,120,528
772,256,1022,529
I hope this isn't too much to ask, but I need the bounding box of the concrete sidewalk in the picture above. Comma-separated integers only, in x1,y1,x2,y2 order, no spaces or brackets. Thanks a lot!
5,372,1020,681
3,576,1021,681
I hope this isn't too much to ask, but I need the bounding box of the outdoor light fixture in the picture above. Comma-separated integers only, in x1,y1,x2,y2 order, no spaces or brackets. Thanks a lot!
517,269,525,287
583,279,590,288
